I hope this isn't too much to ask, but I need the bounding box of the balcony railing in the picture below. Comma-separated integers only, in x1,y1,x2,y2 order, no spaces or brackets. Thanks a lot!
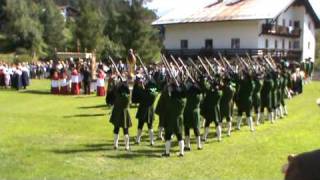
261,24,301,38
163,48,302,61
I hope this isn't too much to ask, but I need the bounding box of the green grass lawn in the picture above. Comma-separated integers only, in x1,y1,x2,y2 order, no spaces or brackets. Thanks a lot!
0,80,320,180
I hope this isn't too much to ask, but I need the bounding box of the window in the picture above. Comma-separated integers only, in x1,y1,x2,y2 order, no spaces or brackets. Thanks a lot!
275,40,278,49
294,21,300,28
265,39,269,49
282,39,285,49
308,22,312,29
282,19,286,26
289,20,293,27
289,41,292,49
231,38,240,49
205,39,213,49
293,41,300,49
181,40,188,49
308,42,311,49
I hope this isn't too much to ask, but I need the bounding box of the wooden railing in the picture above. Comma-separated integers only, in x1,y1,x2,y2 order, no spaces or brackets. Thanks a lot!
163,48,302,61
261,24,301,38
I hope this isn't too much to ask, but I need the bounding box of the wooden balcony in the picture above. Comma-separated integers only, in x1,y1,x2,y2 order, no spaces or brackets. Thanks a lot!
163,48,302,61
261,24,301,38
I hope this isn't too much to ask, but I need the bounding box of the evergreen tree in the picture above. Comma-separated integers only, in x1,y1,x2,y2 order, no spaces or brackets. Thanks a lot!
40,0,66,56
124,0,161,63
4,0,46,56
75,0,105,53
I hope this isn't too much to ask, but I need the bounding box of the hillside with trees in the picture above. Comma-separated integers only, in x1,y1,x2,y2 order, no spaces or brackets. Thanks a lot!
0,0,161,63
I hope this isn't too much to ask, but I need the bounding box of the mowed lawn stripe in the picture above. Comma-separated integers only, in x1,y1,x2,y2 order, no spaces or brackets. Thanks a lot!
0,80,319,180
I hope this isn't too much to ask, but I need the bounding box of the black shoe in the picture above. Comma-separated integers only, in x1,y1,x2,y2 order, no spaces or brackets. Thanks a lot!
197,147,203,150
178,153,184,157
184,147,191,151
161,153,170,157
113,146,118,150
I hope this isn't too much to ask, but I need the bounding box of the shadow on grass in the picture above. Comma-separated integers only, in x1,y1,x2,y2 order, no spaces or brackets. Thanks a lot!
78,104,108,109
51,142,163,158
63,113,106,118
104,149,163,159
20,90,51,95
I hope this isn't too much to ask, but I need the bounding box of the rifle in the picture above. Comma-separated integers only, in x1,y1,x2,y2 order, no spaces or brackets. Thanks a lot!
136,54,150,81
222,57,236,74
161,55,180,86
204,57,216,74
197,56,213,80
263,56,277,72
188,58,202,75
218,52,227,68
108,56,125,81
178,57,196,83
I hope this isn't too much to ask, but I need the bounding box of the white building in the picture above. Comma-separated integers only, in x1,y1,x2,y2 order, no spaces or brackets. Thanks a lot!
153,0,320,62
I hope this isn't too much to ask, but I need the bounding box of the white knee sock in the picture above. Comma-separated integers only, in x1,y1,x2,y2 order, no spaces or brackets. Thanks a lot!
179,140,184,155
247,117,255,131
203,127,209,141
185,136,191,148
256,113,261,125
136,129,142,144
216,124,222,141
227,121,232,136
165,140,171,154
196,136,202,149
237,116,242,130
114,134,119,149
124,134,130,150
149,129,154,145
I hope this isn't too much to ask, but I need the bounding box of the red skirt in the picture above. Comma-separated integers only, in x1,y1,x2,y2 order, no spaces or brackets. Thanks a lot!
51,87,60,95
71,83,80,95
96,86,106,96
60,86,68,95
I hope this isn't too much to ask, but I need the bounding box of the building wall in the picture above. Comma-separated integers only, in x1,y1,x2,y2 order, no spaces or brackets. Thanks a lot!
162,3,317,62
257,5,305,50
163,20,260,49
302,13,316,62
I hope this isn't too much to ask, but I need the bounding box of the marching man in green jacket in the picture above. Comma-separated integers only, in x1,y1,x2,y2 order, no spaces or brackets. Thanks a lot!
110,81,132,151
162,83,187,157
135,80,159,146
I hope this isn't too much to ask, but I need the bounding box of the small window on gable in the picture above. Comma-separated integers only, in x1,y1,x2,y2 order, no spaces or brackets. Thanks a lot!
308,42,311,49
293,41,300,49
294,21,300,28
308,22,312,29
231,38,240,49
181,40,188,49
289,20,293,27
289,41,292,49
265,39,269,49
205,39,213,49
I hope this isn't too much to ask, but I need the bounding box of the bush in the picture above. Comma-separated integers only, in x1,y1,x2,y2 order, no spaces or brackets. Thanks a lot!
15,48,30,55
14,54,35,63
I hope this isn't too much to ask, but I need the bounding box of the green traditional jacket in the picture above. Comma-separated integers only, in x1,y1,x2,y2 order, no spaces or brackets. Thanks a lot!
109,85,132,128
165,88,187,133
220,81,236,118
136,84,158,123
183,85,202,128
201,82,222,123
261,75,274,109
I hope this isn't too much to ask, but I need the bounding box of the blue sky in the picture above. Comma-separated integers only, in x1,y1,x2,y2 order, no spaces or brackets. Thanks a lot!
146,0,320,17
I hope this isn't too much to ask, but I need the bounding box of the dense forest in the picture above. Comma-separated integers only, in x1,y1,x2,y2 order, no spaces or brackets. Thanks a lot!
0,0,161,62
